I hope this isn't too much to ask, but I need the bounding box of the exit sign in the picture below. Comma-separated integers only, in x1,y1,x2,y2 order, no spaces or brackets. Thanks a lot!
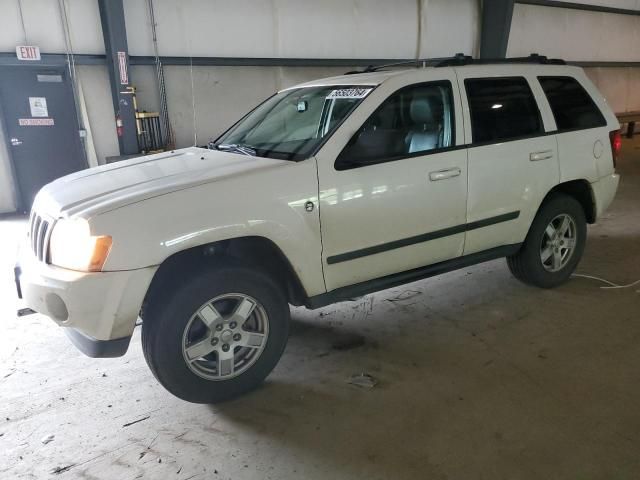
16,45,41,61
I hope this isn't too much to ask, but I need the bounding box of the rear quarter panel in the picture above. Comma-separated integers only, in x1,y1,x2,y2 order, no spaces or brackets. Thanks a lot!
540,68,619,183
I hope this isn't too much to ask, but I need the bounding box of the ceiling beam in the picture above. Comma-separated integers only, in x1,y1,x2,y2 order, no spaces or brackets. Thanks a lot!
516,0,640,16
2,53,640,69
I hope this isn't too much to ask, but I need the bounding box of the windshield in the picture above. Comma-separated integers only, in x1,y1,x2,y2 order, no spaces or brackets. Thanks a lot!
214,85,374,161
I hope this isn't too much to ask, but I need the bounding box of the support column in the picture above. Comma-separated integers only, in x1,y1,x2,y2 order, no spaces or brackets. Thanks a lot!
98,0,138,155
480,0,516,59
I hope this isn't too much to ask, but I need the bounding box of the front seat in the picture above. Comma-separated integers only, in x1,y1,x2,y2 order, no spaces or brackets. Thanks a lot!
405,97,441,153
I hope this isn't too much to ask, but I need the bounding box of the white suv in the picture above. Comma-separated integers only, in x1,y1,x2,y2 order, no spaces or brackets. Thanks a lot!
16,55,621,403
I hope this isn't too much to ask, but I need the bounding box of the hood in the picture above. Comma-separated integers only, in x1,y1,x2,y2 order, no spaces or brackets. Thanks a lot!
33,147,289,218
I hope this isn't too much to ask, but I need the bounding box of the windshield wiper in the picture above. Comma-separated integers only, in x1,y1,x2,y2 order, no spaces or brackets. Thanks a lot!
213,143,257,156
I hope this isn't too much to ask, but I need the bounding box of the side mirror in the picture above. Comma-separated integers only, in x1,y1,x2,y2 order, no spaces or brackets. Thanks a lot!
336,127,387,169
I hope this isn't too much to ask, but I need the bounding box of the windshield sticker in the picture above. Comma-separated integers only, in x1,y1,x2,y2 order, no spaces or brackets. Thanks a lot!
326,88,372,100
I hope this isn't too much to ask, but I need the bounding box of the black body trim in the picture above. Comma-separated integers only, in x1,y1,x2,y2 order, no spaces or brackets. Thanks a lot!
65,328,131,358
326,211,520,265
308,244,522,309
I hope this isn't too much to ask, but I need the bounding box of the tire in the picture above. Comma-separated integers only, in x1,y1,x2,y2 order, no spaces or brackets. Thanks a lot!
142,263,290,403
507,193,587,288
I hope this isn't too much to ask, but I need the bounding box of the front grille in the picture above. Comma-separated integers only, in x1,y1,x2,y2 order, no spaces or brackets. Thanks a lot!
29,211,53,262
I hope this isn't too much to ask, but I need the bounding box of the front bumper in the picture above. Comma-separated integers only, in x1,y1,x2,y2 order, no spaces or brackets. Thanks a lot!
16,244,156,357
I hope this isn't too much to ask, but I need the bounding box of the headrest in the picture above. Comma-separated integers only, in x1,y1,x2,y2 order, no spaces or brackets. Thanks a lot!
409,97,434,124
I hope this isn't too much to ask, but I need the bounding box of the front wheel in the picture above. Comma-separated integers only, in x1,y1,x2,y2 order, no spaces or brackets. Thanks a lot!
507,193,587,288
142,264,290,403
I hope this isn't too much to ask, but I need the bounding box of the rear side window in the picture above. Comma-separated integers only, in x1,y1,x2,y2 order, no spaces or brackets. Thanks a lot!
538,76,606,131
465,77,542,143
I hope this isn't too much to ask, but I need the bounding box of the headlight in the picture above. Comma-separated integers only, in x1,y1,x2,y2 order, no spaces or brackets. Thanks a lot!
49,218,112,272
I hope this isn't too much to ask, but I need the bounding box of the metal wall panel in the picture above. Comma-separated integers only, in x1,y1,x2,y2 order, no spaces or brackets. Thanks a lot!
0,0,104,54
123,0,478,59
131,65,360,149
508,3,640,61
75,66,119,164
585,67,640,113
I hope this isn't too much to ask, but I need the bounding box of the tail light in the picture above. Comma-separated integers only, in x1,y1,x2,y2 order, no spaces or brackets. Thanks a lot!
609,129,621,168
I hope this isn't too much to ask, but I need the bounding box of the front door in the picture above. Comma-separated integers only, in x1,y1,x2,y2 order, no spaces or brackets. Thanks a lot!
0,66,87,211
316,75,468,291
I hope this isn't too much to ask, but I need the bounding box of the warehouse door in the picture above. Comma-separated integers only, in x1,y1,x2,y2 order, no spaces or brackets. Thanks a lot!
0,66,87,211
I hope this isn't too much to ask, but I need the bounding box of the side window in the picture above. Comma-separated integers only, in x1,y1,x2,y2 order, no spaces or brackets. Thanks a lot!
538,76,606,131
465,77,542,144
335,81,455,170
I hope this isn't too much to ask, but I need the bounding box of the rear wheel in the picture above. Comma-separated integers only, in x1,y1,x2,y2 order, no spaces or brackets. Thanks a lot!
142,264,289,403
507,194,586,288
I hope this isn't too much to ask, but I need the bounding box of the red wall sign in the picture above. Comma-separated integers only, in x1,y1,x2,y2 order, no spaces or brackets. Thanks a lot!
118,51,128,85
16,45,41,61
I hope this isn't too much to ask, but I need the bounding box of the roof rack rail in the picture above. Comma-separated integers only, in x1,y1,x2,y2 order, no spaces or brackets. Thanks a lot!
344,53,566,74
434,53,566,67
344,56,461,75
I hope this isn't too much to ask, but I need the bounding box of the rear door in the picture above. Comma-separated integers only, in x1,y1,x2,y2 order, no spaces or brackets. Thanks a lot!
0,66,87,211
455,67,559,255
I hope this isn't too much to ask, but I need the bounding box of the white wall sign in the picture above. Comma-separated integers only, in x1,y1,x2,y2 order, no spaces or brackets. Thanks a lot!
117,51,128,85
19,118,54,126
16,45,41,61
29,97,48,117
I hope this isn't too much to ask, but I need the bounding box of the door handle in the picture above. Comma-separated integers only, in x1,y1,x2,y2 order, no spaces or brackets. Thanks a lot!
529,150,554,161
429,167,461,181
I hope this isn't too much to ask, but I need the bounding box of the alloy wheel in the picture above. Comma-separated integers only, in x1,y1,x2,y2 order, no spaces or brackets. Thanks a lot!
540,213,577,273
181,293,269,381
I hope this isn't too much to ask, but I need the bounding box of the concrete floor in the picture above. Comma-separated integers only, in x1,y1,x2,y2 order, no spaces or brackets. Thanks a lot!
1,139,639,480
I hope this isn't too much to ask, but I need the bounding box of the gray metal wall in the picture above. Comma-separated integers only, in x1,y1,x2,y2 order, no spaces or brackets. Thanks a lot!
0,0,638,213
508,2,640,112
0,0,481,213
